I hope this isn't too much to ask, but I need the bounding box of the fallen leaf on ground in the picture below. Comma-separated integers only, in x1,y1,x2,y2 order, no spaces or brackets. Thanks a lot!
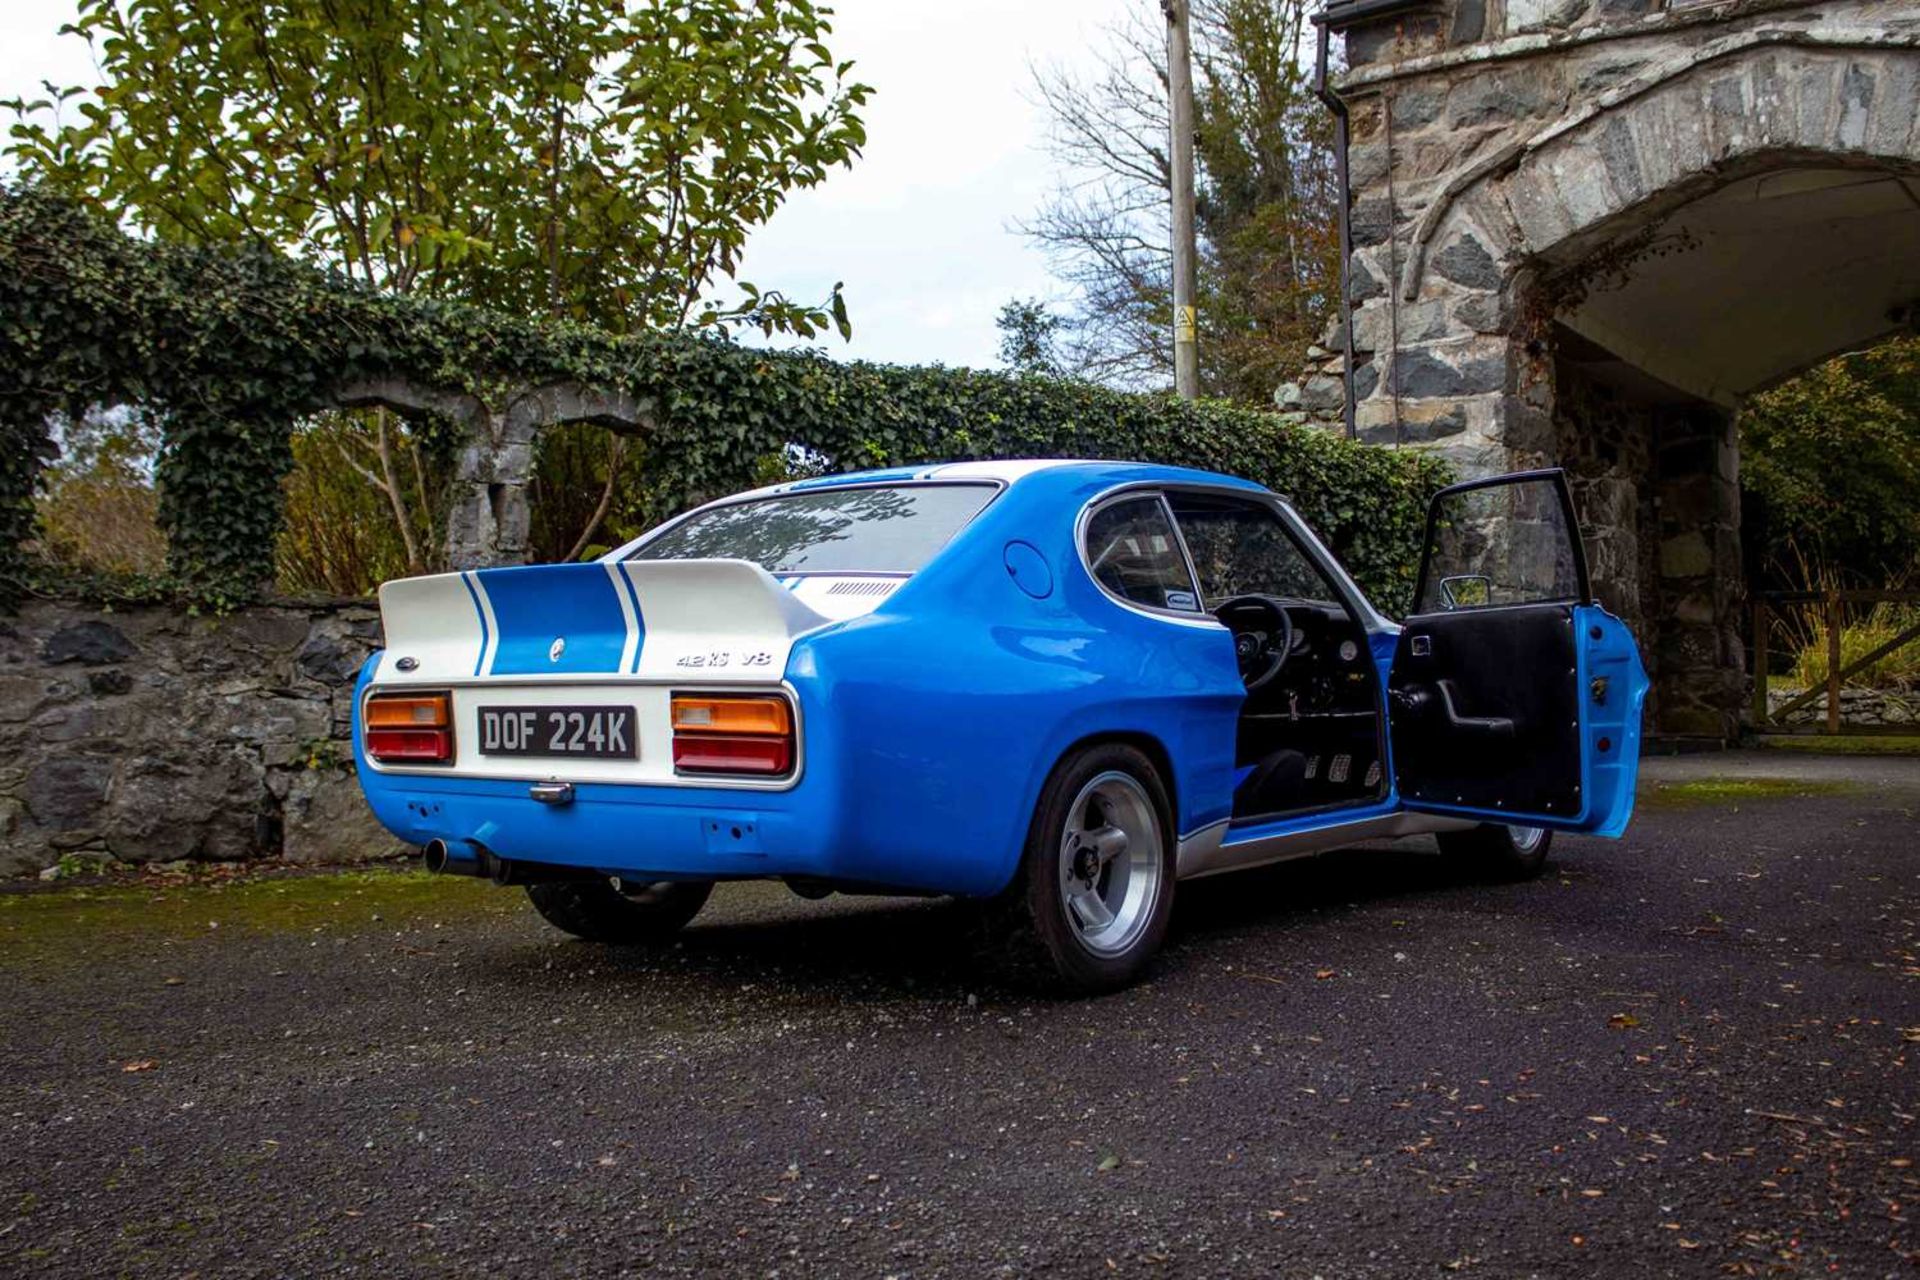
1314,969,1337,980
1608,1013,1640,1029
122,1060,156,1073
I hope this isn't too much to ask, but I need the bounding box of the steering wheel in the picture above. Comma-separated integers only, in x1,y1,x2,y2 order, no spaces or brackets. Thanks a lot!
1215,595,1296,693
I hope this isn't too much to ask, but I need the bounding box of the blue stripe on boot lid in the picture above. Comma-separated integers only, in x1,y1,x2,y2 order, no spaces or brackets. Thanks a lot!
472,563,633,676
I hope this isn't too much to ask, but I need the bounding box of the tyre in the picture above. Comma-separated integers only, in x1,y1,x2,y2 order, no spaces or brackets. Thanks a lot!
525,878,713,944
998,742,1176,994
1437,823,1552,881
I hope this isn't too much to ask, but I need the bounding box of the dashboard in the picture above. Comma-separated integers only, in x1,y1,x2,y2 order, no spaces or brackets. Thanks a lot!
1222,597,1378,717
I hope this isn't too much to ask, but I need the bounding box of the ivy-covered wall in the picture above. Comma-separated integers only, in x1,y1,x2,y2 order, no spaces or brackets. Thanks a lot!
0,187,1449,613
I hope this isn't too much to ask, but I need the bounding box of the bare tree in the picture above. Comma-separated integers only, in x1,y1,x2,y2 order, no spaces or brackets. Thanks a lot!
1023,8,1174,391
1021,0,1339,405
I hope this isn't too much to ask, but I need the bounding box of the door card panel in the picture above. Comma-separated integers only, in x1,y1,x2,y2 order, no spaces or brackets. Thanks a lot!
1388,605,1583,819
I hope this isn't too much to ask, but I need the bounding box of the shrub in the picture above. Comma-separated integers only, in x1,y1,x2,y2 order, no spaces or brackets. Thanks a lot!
1742,336,1920,589
276,415,443,597
1787,600,1920,692
37,457,166,581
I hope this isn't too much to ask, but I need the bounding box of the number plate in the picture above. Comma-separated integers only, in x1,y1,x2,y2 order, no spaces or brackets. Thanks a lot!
477,705,637,760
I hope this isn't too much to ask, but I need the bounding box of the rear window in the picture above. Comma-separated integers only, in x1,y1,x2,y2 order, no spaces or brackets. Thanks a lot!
628,483,997,575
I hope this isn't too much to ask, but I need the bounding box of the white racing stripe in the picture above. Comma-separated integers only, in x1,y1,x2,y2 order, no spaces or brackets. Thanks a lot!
605,560,642,674
376,560,883,687
464,571,502,675
622,559,832,682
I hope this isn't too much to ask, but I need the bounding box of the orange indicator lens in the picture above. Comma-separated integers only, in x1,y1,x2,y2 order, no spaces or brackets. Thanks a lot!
671,696,791,736
365,694,451,728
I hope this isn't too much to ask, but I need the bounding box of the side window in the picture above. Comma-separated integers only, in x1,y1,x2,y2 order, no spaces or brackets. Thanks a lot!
1415,473,1587,613
1165,493,1343,607
1083,497,1201,612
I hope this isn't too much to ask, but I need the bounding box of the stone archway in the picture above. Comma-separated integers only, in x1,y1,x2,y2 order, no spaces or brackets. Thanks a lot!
332,378,657,569
1325,0,1920,738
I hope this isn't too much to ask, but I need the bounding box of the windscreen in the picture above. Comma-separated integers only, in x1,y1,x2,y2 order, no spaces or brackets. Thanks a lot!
628,483,997,575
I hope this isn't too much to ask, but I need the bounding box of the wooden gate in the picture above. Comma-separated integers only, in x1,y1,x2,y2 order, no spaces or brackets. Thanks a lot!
1751,589,1920,734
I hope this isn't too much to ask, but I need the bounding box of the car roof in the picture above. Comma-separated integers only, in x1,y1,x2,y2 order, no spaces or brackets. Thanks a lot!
755,458,1274,497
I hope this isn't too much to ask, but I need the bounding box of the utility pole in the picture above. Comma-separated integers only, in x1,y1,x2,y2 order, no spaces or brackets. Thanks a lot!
1164,0,1200,400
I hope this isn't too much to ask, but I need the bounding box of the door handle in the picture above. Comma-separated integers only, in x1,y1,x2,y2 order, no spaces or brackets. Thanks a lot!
529,782,575,806
1435,680,1515,738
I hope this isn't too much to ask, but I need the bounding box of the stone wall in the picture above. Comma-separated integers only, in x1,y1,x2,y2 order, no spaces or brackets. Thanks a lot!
0,599,400,878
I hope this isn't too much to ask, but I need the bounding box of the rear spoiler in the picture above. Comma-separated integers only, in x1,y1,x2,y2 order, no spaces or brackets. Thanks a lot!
374,559,830,684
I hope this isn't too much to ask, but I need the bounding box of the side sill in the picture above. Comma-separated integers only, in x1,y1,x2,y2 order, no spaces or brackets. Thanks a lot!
1174,809,1478,880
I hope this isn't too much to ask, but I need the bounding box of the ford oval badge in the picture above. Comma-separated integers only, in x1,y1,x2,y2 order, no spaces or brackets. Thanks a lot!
549,636,566,663
394,656,419,672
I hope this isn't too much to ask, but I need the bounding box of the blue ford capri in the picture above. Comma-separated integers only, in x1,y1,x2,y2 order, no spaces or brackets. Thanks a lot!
354,459,1647,991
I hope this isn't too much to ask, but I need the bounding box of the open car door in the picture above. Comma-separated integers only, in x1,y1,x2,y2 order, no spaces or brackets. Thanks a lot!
1388,470,1647,836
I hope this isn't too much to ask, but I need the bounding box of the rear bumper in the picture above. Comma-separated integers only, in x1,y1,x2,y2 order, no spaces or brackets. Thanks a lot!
357,770,843,882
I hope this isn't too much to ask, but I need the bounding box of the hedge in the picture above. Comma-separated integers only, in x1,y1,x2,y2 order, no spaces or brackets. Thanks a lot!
0,186,1449,611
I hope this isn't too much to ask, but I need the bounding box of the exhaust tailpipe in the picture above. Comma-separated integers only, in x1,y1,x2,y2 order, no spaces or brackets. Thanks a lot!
422,838,486,877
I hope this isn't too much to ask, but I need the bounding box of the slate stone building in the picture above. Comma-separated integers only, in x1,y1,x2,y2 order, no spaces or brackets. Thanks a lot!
1313,0,1920,738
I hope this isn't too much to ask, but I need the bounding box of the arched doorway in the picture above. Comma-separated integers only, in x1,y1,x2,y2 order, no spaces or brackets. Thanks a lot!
1545,158,1920,735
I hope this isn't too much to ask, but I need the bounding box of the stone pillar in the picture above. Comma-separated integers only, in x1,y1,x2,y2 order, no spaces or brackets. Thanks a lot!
1551,356,1656,640
443,410,537,569
1650,404,1743,739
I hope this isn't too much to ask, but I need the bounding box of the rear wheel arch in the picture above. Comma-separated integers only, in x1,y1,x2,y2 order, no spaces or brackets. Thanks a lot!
984,729,1180,901
1056,730,1179,835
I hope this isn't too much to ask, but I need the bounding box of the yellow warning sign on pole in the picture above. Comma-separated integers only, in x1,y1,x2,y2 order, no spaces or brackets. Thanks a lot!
1174,305,1198,344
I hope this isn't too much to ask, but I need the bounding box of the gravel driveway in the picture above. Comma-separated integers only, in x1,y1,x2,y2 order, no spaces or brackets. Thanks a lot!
2,751,1915,1277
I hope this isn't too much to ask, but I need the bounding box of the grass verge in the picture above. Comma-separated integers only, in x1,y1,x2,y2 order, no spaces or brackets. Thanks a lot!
1639,776,1864,809
1752,734,1920,757
0,867,517,970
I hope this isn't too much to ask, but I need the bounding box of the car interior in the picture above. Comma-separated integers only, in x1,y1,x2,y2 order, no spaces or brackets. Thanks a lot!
1083,490,1389,823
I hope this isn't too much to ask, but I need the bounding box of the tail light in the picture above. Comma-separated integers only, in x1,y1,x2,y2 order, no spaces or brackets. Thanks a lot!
671,694,794,778
365,692,454,764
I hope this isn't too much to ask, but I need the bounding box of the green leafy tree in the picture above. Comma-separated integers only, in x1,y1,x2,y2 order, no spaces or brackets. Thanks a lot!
1741,335,1920,587
996,297,1065,376
6,0,870,577
1191,0,1340,401
7,0,869,333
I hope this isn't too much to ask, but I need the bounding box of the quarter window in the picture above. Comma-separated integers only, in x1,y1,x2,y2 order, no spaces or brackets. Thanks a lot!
1084,497,1201,612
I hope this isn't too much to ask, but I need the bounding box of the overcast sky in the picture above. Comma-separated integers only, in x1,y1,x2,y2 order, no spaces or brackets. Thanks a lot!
0,0,1129,370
